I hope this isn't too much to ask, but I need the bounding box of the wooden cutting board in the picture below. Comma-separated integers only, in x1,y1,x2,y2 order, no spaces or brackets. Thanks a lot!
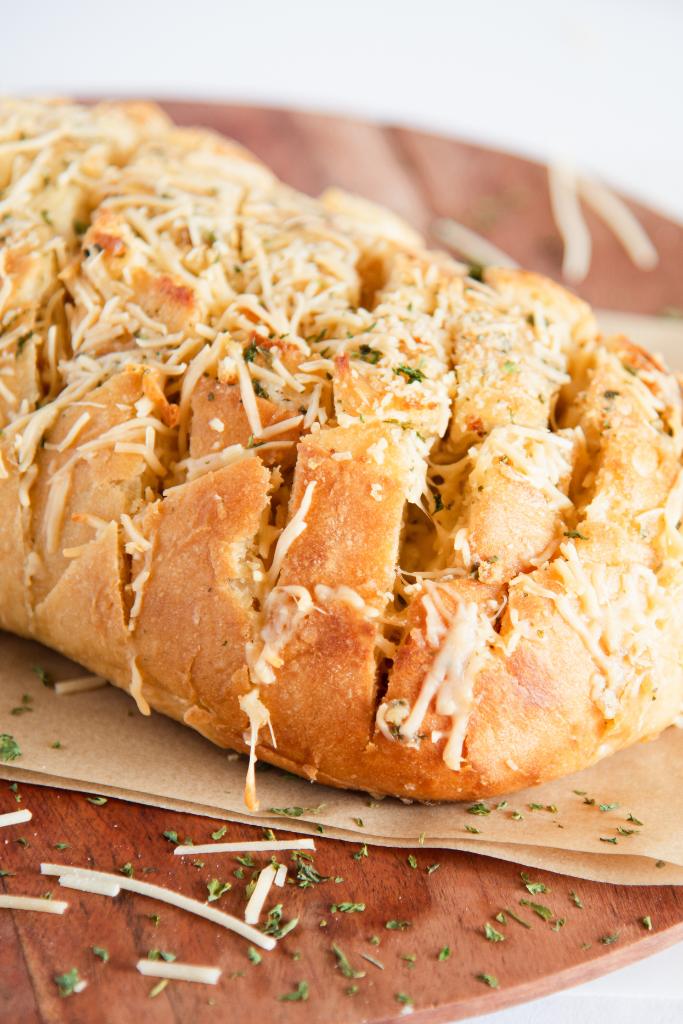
2,102,683,1024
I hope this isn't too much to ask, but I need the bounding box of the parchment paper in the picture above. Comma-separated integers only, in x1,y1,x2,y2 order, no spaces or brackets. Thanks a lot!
1,312,682,886
2,631,683,886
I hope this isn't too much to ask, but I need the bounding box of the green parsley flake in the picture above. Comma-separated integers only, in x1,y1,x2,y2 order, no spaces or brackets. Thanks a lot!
569,891,583,909
211,825,228,841
641,916,653,931
395,992,413,1006
438,946,451,961
148,950,176,962
353,843,368,861
503,908,532,929
476,972,499,989
262,903,299,939
268,805,323,818
247,946,262,965
484,922,505,943
467,802,491,816
407,854,418,870
54,968,84,997
32,665,52,686
385,920,410,931
332,943,365,979
293,855,330,889
330,902,365,914
520,872,549,895
119,862,134,878
162,830,179,844
599,933,619,945
87,796,108,806
519,899,553,921
356,344,381,365
206,878,231,902
278,981,309,1002
0,734,21,762
92,946,109,963
393,364,425,384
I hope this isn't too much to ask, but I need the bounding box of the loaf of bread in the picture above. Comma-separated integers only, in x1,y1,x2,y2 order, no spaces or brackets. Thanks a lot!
1,99,682,806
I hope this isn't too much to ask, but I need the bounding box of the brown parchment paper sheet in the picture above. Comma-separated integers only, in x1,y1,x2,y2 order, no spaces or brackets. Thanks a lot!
2,632,683,886
1,313,682,886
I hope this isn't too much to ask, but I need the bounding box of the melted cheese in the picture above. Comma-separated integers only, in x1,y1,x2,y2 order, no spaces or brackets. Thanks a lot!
129,657,151,716
238,688,275,811
267,480,316,585
515,540,683,720
398,598,491,769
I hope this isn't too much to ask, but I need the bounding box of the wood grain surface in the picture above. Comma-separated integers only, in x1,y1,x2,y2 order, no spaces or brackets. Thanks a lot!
1,783,682,1024
1,102,683,1024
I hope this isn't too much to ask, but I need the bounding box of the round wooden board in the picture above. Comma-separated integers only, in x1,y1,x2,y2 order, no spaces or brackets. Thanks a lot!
2,102,683,1024
2,784,683,1024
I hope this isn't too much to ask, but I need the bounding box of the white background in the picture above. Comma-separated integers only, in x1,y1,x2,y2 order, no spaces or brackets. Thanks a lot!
3,1,681,1019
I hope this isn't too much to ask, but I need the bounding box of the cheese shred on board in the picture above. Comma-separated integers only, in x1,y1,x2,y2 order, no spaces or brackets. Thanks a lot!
42,863,276,950
136,960,221,985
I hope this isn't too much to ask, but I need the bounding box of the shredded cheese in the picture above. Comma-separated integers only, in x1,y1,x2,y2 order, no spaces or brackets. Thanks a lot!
267,480,316,585
136,960,221,985
54,675,107,695
58,874,121,897
433,218,518,269
0,808,32,828
0,895,68,914
389,593,495,769
244,863,277,925
43,863,276,950
547,162,592,283
579,176,658,270
174,839,315,856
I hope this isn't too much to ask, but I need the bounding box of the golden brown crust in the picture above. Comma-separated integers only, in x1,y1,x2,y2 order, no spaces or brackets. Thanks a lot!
1,99,682,803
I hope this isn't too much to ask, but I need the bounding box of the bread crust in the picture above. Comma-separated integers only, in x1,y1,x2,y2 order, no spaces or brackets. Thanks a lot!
1,99,682,803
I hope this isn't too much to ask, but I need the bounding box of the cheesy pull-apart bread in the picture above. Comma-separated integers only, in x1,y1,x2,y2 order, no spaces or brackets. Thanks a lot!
1,99,682,806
